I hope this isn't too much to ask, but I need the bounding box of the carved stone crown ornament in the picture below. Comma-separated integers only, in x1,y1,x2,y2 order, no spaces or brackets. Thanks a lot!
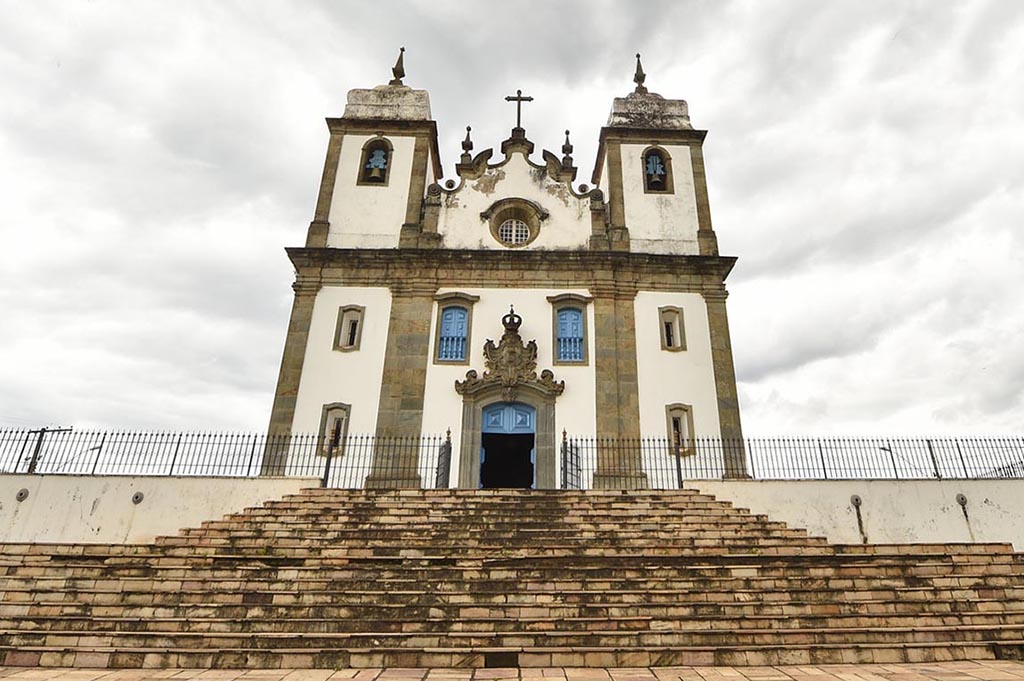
455,306,565,402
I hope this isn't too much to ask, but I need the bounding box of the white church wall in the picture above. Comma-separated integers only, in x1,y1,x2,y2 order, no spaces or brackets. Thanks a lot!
634,291,721,439
420,287,597,487
291,286,392,435
620,142,700,255
326,134,416,249
0,475,315,544
438,154,591,251
692,479,1024,551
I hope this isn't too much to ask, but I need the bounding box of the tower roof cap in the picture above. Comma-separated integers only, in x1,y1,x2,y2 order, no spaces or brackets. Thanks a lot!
343,84,431,121
606,53,691,130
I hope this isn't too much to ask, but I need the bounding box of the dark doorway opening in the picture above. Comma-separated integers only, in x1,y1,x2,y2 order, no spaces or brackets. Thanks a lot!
480,432,535,489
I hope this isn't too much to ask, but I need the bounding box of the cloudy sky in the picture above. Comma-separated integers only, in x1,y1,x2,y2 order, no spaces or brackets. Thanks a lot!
1,1,1022,436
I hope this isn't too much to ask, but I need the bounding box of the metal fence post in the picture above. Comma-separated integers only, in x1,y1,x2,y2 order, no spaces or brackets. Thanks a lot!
89,433,107,476
674,439,684,490
321,424,341,488
817,439,828,480
167,434,183,476
434,429,452,489
560,430,567,490
926,438,941,479
954,438,969,478
245,435,258,477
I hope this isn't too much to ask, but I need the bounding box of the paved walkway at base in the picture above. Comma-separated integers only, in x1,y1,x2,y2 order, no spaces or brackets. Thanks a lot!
1,661,1023,681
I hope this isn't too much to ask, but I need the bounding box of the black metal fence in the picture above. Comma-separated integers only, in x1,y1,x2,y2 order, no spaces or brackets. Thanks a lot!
561,436,1024,488
3,428,1022,489
0,428,452,489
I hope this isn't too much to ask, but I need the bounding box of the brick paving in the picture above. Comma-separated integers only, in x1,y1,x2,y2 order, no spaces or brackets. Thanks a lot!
0,661,1023,681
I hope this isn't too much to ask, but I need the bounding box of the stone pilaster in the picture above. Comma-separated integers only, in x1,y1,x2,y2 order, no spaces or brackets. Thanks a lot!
398,134,432,248
591,284,647,489
262,280,321,475
690,145,719,257
604,142,631,252
365,285,436,488
703,288,748,479
305,131,344,248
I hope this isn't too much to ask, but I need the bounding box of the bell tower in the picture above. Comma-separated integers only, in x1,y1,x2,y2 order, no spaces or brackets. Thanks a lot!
304,47,443,252
592,54,720,257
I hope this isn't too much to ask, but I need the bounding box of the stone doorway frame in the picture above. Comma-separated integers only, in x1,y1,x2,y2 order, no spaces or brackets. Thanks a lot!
458,388,556,489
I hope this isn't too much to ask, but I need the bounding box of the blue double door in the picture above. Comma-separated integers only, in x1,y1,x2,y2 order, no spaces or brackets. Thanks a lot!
480,402,536,489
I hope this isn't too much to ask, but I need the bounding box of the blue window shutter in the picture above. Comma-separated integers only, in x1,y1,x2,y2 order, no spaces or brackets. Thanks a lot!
438,307,468,361
556,308,584,361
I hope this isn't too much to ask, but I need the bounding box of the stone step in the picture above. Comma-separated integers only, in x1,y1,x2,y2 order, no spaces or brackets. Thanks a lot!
7,609,1024,634
5,639,1014,669
2,570,1018,595
5,623,1024,651
7,594,1019,621
5,585,1021,609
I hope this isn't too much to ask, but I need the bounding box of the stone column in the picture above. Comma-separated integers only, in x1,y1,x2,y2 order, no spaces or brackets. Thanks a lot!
365,285,435,488
591,284,647,489
704,288,748,479
262,280,320,475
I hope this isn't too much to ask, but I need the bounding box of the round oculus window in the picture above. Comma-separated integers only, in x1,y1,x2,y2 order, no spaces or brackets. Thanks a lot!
498,218,531,246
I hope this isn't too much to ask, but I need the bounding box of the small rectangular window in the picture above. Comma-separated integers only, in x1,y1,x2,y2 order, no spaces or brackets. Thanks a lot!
666,404,694,457
334,306,364,352
319,403,351,456
659,307,686,351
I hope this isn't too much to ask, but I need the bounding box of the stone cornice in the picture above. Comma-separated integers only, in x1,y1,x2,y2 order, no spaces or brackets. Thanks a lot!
285,248,737,292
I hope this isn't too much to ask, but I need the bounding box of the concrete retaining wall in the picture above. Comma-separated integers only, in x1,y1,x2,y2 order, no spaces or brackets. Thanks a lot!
0,475,318,544
692,479,1024,550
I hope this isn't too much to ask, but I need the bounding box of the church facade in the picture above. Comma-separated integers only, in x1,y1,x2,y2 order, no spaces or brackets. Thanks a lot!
265,54,746,488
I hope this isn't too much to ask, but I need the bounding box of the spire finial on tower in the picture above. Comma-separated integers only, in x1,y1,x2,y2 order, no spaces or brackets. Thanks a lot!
633,53,648,95
389,46,406,86
460,126,474,164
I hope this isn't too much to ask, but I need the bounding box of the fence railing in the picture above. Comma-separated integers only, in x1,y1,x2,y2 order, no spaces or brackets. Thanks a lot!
562,436,1024,489
0,428,452,488
3,429,1022,489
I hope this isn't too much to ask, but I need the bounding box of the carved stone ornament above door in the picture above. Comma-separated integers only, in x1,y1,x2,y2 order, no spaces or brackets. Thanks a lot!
455,306,565,402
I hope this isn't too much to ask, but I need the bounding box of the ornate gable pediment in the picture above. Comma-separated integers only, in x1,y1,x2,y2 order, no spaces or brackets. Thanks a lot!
455,307,564,402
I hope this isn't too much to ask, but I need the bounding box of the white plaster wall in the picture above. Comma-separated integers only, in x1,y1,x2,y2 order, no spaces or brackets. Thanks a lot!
621,143,700,255
0,475,315,544
634,292,721,439
420,288,597,486
693,479,1024,550
327,134,416,249
438,154,591,251
291,286,391,435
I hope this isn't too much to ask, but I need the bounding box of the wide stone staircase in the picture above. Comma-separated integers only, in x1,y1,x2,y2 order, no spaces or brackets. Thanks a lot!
1,488,1023,668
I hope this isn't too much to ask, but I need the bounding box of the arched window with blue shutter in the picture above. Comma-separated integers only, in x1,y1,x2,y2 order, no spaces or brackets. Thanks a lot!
556,307,585,362
437,306,468,361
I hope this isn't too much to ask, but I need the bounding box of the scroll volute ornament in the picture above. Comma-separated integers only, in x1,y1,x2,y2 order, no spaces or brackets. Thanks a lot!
455,307,565,402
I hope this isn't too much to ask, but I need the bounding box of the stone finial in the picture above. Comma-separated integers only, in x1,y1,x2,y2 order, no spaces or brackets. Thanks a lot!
634,53,648,95
561,129,574,168
460,126,474,164
389,47,406,86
